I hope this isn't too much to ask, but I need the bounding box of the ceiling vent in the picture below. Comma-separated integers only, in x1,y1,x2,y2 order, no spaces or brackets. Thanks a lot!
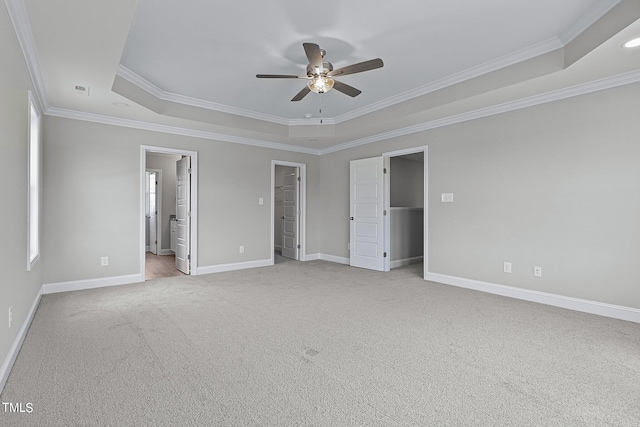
74,85,90,96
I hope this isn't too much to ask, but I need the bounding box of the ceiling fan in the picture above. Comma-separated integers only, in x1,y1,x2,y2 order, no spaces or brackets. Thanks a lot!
256,43,384,102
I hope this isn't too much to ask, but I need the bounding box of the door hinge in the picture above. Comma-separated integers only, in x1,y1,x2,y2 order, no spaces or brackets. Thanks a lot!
297,244,301,249
384,252,387,258
297,176,301,182
187,168,192,174
187,254,190,260
383,168,387,174
383,210,387,216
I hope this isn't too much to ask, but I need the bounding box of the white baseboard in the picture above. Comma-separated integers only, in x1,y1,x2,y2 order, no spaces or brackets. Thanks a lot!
391,256,423,269
42,274,143,295
145,246,150,251
159,249,174,256
274,245,282,251
427,272,640,324
196,258,272,275
0,287,42,394
298,253,351,264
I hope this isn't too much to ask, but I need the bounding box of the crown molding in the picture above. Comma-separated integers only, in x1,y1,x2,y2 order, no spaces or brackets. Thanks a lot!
289,117,336,126
318,69,640,155
116,65,291,126
4,0,49,111
45,107,320,155
331,37,565,125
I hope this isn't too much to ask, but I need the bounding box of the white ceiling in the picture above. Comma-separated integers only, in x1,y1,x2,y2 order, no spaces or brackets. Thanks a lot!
13,0,640,152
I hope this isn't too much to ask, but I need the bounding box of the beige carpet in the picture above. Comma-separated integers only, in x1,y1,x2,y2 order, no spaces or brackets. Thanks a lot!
1,260,639,426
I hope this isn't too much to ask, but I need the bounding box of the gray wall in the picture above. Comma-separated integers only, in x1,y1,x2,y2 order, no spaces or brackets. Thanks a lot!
147,152,181,251
390,208,423,262
42,117,321,284
0,3,43,387
320,82,640,309
390,156,424,208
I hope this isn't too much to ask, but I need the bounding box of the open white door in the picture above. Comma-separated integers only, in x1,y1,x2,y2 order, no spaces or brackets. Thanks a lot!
148,172,158,255
281,168,299,260
176,157,190,274
350,157,385,271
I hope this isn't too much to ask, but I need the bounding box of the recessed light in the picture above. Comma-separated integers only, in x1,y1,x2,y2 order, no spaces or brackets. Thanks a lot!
113,102,129,108
622,37,640,48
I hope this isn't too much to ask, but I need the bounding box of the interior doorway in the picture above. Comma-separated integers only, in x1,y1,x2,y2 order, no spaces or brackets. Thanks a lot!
386,152,424,270
271,161,307,265
141,146,199,280
384,146,428,278
349,146,428,279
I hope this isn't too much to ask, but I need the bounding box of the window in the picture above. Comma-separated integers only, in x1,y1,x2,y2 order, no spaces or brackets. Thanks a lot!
27,92,41,271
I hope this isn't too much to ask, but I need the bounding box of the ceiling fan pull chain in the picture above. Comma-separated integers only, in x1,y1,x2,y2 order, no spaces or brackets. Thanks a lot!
319,94,323,124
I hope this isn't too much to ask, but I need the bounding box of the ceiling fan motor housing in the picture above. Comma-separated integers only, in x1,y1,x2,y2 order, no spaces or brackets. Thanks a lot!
307,61,333,77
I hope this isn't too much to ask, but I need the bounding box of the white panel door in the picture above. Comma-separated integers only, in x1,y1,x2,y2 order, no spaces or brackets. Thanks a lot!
350,157,385,271
148,172,158,255
176,157,190,274
281,168,299,260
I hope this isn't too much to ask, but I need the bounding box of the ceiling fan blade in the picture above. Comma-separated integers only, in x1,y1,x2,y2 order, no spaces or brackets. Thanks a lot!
328,58,384,77
291,86,311,102
256,74,302,79
332,80,362,98
303,43,323,69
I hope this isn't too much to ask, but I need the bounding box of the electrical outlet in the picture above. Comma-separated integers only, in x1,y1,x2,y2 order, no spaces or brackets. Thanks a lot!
8,306,13,328
441,193,454,203
239,246,245,254
534,266,542,277
101,256,109,267
258,198,264,205
503,262,512,273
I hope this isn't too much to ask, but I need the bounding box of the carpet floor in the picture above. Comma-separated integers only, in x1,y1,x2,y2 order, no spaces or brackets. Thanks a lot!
1,260,639,426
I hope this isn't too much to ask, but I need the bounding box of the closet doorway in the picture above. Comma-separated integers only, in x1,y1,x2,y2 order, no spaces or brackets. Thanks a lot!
384,146,428,278
271,161,307,264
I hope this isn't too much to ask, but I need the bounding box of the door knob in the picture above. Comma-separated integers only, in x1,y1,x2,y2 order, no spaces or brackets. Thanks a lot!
350,217,354,220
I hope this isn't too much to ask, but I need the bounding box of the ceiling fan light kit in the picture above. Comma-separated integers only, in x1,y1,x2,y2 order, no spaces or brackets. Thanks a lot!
256,42,383,101
308,76,334,94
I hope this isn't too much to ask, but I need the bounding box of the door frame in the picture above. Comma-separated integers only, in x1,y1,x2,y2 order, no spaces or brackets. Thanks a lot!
140,145,199,278
382,146,428,279
271,160,307,264
146,168,162,254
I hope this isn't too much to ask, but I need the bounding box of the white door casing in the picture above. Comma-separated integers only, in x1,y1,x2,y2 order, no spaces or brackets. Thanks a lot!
281,168,299,260
350,157,385,271
176,156,191,274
